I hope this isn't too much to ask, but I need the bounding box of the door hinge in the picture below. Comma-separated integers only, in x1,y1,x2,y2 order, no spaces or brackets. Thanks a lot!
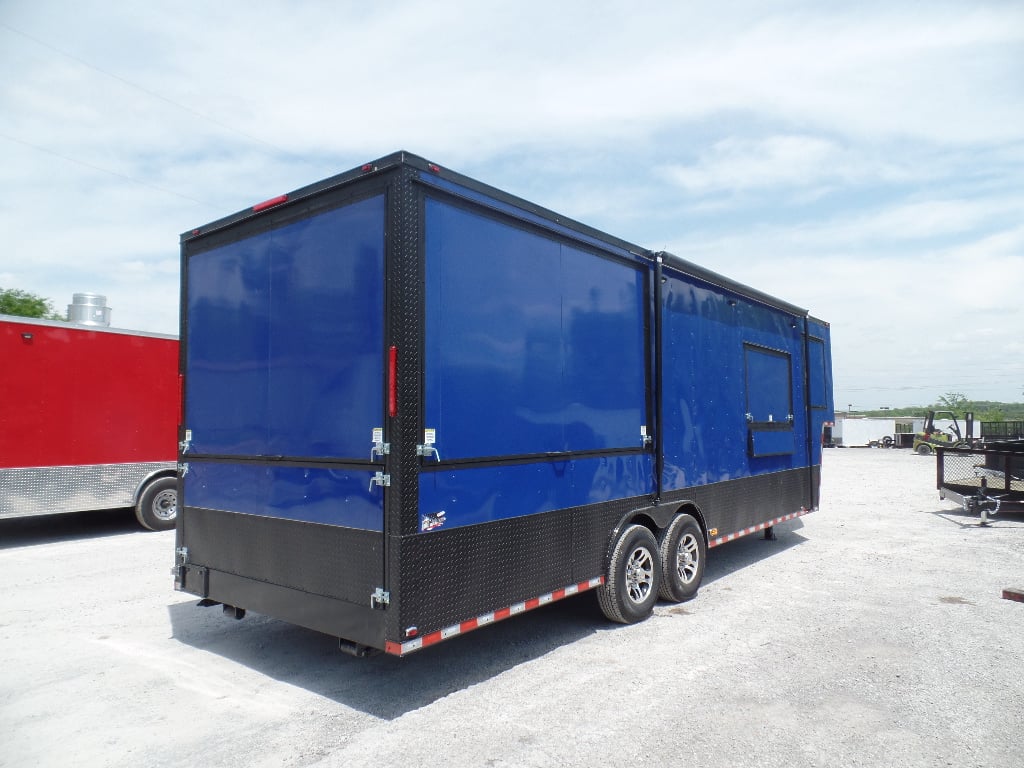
369,472,391,491
371,587,390,609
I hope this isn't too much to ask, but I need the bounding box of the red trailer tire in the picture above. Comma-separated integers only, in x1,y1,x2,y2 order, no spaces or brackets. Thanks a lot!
135,477,178,531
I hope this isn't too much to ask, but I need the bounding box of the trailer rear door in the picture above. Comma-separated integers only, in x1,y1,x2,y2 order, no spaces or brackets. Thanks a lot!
181,194,389,620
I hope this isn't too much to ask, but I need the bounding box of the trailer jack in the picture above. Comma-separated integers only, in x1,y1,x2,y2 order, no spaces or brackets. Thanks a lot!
972,477,1002,526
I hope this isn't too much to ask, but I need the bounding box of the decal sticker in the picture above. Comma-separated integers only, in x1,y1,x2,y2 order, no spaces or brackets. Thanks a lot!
424,428,436,445
421,510,446,532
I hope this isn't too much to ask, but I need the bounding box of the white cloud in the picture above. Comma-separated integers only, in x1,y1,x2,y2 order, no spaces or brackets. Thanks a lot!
662,136,855,193
1,0,1022,404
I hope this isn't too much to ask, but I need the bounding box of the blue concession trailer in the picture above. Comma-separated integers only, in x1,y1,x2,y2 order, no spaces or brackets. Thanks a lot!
175,151,834,655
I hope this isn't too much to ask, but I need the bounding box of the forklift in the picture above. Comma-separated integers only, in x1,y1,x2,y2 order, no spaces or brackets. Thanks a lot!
913,411,975,455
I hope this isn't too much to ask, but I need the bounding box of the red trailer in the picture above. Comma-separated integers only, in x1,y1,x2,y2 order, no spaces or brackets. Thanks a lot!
0,313,180,530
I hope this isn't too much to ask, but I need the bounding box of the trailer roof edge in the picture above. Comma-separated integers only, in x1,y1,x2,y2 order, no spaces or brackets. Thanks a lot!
655,251,807,317
181,150,814,317
0,313,178,340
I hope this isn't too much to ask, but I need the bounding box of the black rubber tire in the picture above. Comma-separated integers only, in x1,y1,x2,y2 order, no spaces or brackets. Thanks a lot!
916,444,934,455
135,476,178,531
881,436,893,448
598,524,662,624
657,514,706,602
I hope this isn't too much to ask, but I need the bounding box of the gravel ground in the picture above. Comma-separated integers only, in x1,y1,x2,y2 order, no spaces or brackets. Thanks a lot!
1,448,1022,768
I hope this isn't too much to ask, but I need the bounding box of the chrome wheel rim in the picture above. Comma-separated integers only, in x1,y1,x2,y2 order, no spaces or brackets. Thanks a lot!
625,545,654,603
152,489,177,521
676,533,700,584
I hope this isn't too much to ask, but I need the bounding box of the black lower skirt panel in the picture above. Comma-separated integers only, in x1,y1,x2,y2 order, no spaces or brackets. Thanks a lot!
179,466,817,647
394,466,816,639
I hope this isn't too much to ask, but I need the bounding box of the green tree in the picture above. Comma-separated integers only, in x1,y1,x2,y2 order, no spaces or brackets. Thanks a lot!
937,392,968,411
977,408,1005,422
0,288,65,321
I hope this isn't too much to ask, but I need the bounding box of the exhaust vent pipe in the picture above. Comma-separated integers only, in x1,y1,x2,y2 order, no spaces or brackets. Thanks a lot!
68,293,111,327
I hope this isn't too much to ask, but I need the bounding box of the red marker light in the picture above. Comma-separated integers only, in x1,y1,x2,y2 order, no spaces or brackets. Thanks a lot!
252,194,288,212
361,164,374,172
428,163,441,173
388,345,398,417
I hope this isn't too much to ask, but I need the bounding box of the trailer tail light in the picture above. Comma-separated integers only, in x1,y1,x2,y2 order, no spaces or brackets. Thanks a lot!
388,346,398,417
252,194,288,212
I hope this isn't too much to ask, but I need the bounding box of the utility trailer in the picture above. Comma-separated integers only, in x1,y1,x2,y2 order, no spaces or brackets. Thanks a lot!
938,444,1024,524
0,312,180,530
174,151,835,655
981,421,1024,442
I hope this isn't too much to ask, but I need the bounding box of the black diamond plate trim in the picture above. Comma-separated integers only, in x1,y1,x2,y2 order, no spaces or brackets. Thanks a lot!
394,494,642,638
388,166,423,538
383,165,427,642
182,506,382,605
662,467,814,537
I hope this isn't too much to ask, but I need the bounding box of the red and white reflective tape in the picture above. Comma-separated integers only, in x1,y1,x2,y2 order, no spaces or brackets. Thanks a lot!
708,508,811,548
384,576,604,656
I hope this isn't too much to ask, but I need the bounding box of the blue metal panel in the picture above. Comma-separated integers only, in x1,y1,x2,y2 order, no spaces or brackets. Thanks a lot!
186,195,386,458
416,172,645,266
424,199,563,457
807,337,827,409
266,200,386,458
424,199,647,459
560,245,647,450
660,271,808,491
749,429,795,457
186,235,272,455
806,318,835,466
418,454,653,531
184,461,383,530
744,346,792,423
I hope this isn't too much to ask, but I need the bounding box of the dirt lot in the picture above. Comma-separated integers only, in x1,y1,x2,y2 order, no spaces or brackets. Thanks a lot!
1,448,1022,768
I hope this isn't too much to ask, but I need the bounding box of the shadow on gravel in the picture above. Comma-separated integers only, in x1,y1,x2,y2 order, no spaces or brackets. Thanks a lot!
168,592,607,720
166,519,811,718
0,508,144,549
927,506,1024,529
702,521,809,586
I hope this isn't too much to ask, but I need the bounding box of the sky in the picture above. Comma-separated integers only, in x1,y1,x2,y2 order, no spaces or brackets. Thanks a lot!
1,0,1022,410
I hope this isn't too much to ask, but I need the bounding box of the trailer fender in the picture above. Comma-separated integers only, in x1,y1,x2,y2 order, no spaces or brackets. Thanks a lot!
606,501,708,563
603,503,708,606
130,467,178,506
